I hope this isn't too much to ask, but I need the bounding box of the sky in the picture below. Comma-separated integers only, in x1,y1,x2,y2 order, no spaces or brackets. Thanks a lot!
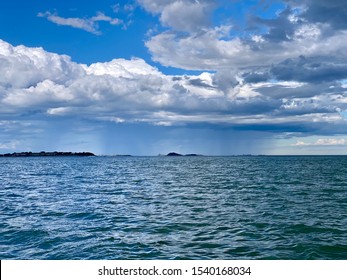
1,0,347,155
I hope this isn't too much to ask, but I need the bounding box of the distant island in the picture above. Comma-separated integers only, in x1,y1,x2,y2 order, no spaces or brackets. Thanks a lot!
0,151,95,157
166,152,202,156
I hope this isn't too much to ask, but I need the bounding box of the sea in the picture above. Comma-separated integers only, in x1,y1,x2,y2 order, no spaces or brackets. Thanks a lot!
0,156,346,259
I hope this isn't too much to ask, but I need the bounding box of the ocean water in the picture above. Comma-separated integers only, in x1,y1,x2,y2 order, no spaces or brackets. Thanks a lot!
0,156,346,260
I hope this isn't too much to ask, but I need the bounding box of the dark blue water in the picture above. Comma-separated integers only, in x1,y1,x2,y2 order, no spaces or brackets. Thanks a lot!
0,156,346,259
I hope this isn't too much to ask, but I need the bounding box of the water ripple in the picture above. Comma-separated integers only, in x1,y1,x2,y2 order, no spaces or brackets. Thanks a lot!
0,156,346,259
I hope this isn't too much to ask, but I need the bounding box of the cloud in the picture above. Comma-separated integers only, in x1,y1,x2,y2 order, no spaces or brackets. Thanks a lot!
137,0,184,14
0,120,39,151
1,39,347,138
134,0,347,137
140,0,347,92
2,1,347,154
145,25,250,70
293,0,347,29
0,140,18,149
159,1,212,32
138,0,214,32
0,40,83,89
38,11,123,34
243,55,347,84
270,56,347,83
249,7,298,42
145,23,347,74
293,138,347,146
146,22,347,71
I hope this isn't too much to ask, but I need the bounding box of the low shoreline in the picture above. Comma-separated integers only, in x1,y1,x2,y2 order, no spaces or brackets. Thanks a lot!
0,151,95,157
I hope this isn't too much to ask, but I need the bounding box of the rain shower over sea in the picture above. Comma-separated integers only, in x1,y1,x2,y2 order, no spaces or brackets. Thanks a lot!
1,155,346,259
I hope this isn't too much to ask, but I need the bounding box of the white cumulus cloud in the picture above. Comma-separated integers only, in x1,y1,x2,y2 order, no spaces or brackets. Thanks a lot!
1,39,347,137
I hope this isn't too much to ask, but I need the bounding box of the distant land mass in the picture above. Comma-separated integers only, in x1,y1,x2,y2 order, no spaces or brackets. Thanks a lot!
0,151,95,157
166,152,202,156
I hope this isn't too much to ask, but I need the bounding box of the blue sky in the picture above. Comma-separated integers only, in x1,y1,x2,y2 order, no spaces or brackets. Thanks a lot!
1,0,347,155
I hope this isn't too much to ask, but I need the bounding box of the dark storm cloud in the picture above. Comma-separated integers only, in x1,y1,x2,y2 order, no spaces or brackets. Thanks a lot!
188,78,216,89
298,0,347,29
271,56,347,83
248,7,299,42
242,71,271,83
256,82,347,99
243,56,347,84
